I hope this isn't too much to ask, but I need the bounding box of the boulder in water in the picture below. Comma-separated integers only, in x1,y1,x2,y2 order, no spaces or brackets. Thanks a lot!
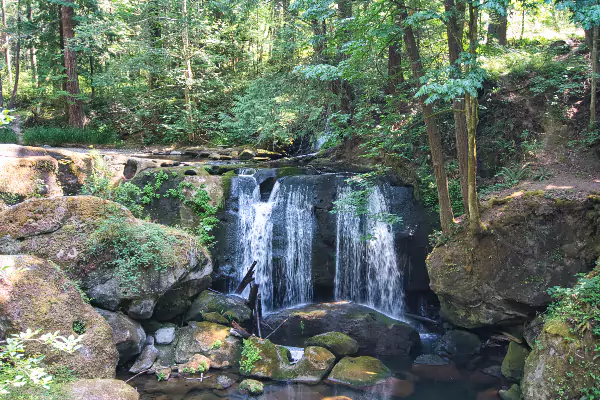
178,353,211,374
286,346,336,383
434,330,481,367
239,149,256,160
175,321,241,369
263,302,420,361
0,255,118,379
61,379,139,400
499,384,522,400
326,356,391,387
239,379,264,395
239,336,291,379
305,331,359,357
185,290,251,323
501,342,529,380
95,308,146,363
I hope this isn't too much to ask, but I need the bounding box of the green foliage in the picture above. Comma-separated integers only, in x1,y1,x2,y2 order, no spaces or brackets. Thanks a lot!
211,340,223,350
156,371,167,381
240,339,262,374
86,216,183,295
0,128,17,144
71,321,86,335
22,127,118,146
0,329,83,396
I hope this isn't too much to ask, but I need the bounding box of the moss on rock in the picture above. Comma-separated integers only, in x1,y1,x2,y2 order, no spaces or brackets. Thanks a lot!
501,342,529,380
185,290,251,324
175,321,241,369
326,356,391,387
239,379,264,395
305,332,359,357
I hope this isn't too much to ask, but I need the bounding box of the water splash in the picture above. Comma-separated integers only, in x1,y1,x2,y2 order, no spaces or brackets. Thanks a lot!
335,184,405,319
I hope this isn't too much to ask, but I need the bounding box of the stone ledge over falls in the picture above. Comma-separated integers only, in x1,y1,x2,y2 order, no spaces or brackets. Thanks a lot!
427,194,600,328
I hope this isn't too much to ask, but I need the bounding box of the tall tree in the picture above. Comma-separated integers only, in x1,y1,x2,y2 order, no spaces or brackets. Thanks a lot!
2,0,11,88
592,25,598,127
396,0,455,232
60,2,86,128
8,0,20,109
487,2,508,45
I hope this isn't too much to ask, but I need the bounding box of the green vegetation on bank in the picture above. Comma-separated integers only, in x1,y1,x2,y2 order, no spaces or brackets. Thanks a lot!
22,127,118,147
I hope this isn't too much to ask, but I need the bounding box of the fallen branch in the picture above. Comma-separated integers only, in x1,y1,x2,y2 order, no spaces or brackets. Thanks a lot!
235,261,257,294
125,368,152,383
404,313,439,325
265,318,288,340
248,281,259,311
255,293,263,338
231,321,251,339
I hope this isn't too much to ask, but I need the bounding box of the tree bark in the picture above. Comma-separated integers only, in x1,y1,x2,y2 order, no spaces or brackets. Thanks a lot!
487,12,507,45
8,0,20,110
466,2,482,234
182,0,193,132
585,29,593,50
148,0,161,90
385,42,404,95
445,0,469,217
61,4,87,128
337,0,354,116
28,3,38,89
591,26,598,127
396,0,454,232
2,0,12,88
520,8,525,40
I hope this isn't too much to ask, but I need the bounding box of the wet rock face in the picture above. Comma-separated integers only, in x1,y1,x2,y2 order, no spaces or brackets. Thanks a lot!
434,330,481,367
185,290,251,324
305,331,359,357
326,356,391,387
174,321,241,369
0,255,118,379
0,196,212,320
263,302,420,363
427,196,600,328
501,342,529,380
95,308,146,363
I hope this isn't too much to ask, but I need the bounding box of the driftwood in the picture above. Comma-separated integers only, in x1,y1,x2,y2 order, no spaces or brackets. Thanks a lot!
255,293,263,338
404,313,440,325
235,261,257,294
265,318,288,340
125,368,152,383
248,281,259,312
231,321,251,339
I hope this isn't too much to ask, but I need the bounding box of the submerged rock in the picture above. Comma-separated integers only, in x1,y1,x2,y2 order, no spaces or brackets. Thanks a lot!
175,321,241,369
0,196,212,320
263,302,420,361
501,342,529,380
185,290,251,323
0,255,118,379
427,196,600,328
95,308,146,363
239,379,264,395
522,319,600,400
289,346,336,383
326,356,391,387
305,331,359,357
434,330,481,367
61,379,139,400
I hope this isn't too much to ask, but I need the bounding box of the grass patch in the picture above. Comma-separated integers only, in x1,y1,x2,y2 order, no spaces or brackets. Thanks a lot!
22,127,118,146
0,128,17,143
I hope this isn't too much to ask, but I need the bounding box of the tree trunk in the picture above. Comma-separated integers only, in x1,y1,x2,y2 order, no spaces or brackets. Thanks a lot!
487,12,507,45
591,26,598,127
0,71,4,108
182,0,194,139
520,8,525,40
397,0,454,232
337,0,354,117
148,0,161,90
9,0,20,109
2,0,12,88
466,2,482,234
385,42,404,95
585,29,593,50
61,4,87,128
445,0,469,217
28,4,38,89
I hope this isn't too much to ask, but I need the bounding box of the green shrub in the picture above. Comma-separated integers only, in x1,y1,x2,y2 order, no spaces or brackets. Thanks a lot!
239,339,262,374
22,127,118,146
0,128,17,143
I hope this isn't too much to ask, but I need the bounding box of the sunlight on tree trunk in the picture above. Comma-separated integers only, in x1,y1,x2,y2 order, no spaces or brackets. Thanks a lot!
591,26,598,128
182,0,194,139
8,0,20,110
2,0,11,89
61,4,87,128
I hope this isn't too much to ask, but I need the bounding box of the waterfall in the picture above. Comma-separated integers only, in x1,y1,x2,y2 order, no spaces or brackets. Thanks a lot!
335,184,405,319
230,172,314,311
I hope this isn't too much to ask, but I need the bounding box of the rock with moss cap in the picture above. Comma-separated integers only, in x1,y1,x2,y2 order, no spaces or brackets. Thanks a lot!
240,336,292,379
499,384,521,400
185,290,251,323
61,379,139,400
178,353,211,374
239,379,264,395
522,319,600,400
501,342,529,380
95,308,146,363
0,255,118,379
306,332,359,357
287,346,336,383
0,196,212,320
326,356,391,387
175,321,241,369
202,311,230,325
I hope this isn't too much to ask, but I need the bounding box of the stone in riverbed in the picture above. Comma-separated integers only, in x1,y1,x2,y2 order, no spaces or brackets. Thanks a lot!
326,356,391,387
434,330,481,367
501,342,529,380
499,384,522,400
287,346,336,383
239,379,264,395
61,379,139,400
305,332,359,357
185,290,251,323
129,344,159,374
178,353,211,374
175,321,241,369
95,308,146,363
216,374,234,389
155,326,176,345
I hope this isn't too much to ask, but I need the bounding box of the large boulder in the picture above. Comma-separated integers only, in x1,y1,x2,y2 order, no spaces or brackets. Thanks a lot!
95,308,146,363
263,302,420,361
61,379,139,400
434,330,481,367
0,196,212,319
305,332,359,357
326,356,391,387
175,321,241,369
185,290,251,323
427,196,600,328
0,255,118,379
522,319,599,400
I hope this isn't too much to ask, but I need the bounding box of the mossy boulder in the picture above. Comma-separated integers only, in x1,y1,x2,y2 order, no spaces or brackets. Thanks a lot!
0,255,118,379
185,290,251,324
263,302,420,361
202,311,230,325
287,346,336,383
95,308,146,363
239,149,256,160
434,330,481,367
61,379,139,400
0,196,212,320
499,384,521,400
178,353,211,374
305,332,359,357
326,356,391,387
522,319,600,400
501,342,529,380
427,196,600,328
239,379,264,395
175,321,241,369
240,336,292,379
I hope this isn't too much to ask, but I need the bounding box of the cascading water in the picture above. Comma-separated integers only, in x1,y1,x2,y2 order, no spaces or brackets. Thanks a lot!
230,171,314,311
334,184,405,319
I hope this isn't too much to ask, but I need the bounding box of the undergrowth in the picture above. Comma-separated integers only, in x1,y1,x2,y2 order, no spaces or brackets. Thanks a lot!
240,339,262,374
22,127,118,146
